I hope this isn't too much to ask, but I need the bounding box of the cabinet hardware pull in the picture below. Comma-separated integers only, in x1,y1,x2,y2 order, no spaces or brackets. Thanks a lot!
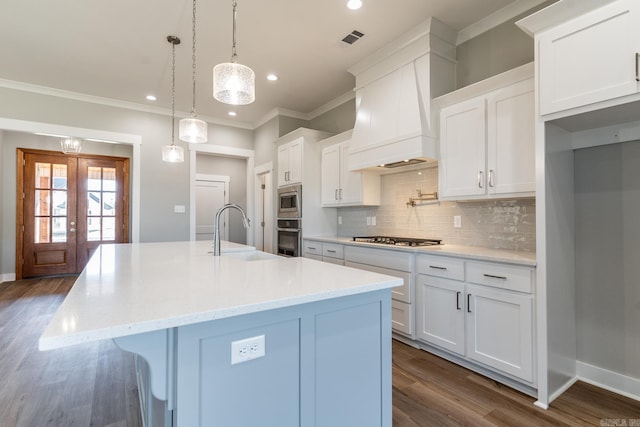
483,273,507,280
456,291,461,310
308,247,316,250
636,52,639,82
326,250,336,253
339,188,343,200
489,169,494,188
429,265,447,270
467,294,472,313
335,189,338,200
478,171,484,188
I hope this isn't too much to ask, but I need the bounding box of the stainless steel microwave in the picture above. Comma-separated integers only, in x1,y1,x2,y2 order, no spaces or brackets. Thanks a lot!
278,184,302,218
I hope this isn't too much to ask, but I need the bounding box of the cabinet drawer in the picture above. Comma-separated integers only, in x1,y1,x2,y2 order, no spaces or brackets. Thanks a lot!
303,241,322,256
466,262,532,293
416,255,464,281
322,243,344,259
344,246,412,272
391,300,413,337
345,261,412,303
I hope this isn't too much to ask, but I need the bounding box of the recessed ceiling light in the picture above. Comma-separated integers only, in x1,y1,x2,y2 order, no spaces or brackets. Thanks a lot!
267,74,278,81
347,0,362,10
146,95,157,101
228,111,237,117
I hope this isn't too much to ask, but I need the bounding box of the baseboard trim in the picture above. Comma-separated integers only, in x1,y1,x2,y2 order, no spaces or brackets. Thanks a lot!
1,273,16,284
577,361,640,403
547,376,579,406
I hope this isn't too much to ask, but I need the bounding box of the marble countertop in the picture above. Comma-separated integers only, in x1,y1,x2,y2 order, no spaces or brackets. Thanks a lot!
39,240,402,351
304,236,537,266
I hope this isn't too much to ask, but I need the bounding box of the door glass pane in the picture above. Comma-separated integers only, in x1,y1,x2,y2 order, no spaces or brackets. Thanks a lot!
34,217,50,243
87,167,102,191
35,163,51,189
52,164,68,189
103,217,115,241
103,167,116,191
35,190,50,216
103,192,116,216
52,217,67,243
52,191,67,216
88,192,101,215
87,217,101,241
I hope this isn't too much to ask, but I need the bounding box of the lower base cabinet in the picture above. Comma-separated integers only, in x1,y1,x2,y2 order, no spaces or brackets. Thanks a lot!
416,254,535,384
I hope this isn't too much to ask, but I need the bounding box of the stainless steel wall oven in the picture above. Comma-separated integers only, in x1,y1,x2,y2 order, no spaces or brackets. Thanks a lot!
276,218,301,257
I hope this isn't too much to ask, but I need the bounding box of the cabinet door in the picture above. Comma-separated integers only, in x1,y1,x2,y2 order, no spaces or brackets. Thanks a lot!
487,79,535,195
287,140,303,184
339,142,363,205
439,97,487,198
321,145,341,206
538,0,640,115
277,144,290,187
416,275,465,356
466,284,534,382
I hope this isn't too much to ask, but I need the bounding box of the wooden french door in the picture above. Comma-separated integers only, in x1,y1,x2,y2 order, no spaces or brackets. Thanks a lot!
17,149,129,279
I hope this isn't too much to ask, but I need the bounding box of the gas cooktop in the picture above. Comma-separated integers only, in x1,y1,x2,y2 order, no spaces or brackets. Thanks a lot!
352,236,442,247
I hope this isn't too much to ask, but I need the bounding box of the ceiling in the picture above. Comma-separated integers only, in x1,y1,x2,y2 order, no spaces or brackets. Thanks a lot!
0,0,529,129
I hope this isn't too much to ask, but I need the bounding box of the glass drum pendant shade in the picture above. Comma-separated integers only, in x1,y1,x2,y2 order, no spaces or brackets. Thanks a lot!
179,117,208,143
213,62,255,105
162,144,184,163
61,137,82,154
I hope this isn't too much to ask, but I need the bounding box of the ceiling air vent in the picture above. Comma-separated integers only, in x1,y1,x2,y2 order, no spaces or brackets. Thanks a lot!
342,30,365,45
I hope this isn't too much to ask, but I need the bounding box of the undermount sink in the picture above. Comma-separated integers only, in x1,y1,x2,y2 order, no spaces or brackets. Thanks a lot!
223,251,280,261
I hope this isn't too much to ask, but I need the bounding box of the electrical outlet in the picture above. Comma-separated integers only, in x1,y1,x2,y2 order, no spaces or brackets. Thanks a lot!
174,205,186,213
366,216,371,226
453,215,462,228
231,335,265,365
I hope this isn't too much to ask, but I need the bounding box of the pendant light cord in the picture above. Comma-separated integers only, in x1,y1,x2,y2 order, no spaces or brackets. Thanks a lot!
170,37,177,144
191,0,197,116
231,0,238,63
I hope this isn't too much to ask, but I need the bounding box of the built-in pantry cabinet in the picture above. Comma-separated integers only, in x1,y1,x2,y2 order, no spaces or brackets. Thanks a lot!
320,131,380,207
438,65,535,200
416,254,535,384
277,138,303,187
535,0,640,116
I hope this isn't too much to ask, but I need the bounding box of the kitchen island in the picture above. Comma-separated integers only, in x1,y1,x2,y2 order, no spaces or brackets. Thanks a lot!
39,240,401,427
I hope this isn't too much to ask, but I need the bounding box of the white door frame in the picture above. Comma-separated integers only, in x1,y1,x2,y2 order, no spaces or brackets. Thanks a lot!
254,162,274,253
189,144,255,244
195,174,230,241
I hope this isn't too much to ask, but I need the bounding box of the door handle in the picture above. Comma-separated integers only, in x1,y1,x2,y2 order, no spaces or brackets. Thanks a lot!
70,228,76,232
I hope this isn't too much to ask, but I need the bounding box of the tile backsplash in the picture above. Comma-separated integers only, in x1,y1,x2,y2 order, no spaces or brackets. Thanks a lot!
337,166,536,252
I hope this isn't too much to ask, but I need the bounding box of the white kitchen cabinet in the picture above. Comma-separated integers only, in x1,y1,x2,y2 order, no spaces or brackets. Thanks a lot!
303,240,345,265
537,0,640,116
278,138,303,187
439,77,534,200
416,253,535,384
321,140,380,207
466,284,534,383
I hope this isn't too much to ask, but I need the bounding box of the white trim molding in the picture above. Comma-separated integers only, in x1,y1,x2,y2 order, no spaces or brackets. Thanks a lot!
577,361,640,402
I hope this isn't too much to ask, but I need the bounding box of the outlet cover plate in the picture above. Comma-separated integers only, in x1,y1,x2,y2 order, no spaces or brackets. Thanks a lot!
231,335,265,364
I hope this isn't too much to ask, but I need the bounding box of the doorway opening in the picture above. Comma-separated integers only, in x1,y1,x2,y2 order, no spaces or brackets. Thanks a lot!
195,175,230,241
254,162,274,253
16,148,130,279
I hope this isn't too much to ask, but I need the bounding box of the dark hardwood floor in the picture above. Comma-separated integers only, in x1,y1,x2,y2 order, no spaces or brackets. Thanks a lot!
1,277,638,426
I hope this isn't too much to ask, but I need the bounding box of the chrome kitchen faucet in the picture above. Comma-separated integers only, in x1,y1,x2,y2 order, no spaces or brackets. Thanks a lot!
213,203,251,256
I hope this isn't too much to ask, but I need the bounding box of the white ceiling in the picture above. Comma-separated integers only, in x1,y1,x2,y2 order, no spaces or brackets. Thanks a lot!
0,0,532,129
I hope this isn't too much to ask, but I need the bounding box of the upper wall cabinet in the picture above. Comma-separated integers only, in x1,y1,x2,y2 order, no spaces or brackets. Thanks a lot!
529,0,640,116
438,65,535,200
278,138,303,187
321,131,380,207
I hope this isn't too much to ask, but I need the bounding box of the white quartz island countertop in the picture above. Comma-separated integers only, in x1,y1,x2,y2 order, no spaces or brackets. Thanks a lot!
39,240,402,351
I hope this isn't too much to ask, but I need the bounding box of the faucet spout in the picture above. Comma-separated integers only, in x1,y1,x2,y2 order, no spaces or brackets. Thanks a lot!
213,203,251,256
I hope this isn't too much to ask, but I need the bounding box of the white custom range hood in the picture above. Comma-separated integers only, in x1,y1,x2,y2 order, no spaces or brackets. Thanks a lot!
347,18,457,171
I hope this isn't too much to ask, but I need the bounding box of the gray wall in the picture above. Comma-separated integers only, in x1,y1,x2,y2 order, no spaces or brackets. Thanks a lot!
309,99,356,135
574,141,640,379
278,116,310,138
337,166,535,252
0,86,253,277
455,1,554,89
196,155,248,244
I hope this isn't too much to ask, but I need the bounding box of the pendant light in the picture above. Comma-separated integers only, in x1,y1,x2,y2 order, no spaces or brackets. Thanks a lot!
179,0,208,143
162,35,185,163
213,0,255,105
60,137,82,154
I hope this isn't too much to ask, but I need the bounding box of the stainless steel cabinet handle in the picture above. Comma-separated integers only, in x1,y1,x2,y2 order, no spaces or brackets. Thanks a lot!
467,294,472,313
478,171,484,188
308,247,316,250
488,170,494,188
636,52,639,82
429,265,447,270
483,273,507,280
339,188,343,200
456,291,461,310
326,250,336,253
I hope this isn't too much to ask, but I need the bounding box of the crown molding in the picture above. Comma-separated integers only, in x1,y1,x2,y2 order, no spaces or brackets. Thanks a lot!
308,90,355,119
456,0,549,45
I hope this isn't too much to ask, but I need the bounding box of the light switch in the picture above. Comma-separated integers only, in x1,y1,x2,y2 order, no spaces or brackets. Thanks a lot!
174,205,186,213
